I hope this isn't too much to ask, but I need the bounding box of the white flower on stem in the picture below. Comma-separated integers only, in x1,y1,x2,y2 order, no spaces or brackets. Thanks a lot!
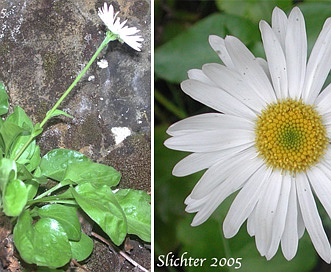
98,2,143,51
165,7,331,263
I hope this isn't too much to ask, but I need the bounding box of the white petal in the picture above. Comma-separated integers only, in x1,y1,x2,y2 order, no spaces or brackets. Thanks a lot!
302,18,331,103
224,36,276,104
209,35,235,69
260,20,288,99
190,154,264,226
285,7,307,99
173,143,253,177
310,165,331,219
185,194,209,213
190,147,257,199
247,208,256,236
223,164,272,238
322,147,331,162
121,34,144,51
281,177,299,260
320,158,331,179
256,57,271,81
323,116,331,129
180,79,256,118
187,69,217,86
164,128,254,153
271,7,288,50
266,174,291,260
202,63,266,112
296,173,331,263
254,171,282,256
297,201,305,239
120,25,140,35
315,83,331,116
166,113,254,137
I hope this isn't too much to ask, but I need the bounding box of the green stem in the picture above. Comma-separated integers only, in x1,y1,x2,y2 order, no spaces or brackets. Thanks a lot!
40,33,116,127
14,32,117,161
154,89,187,119
28,197,76,206
33,182,66,201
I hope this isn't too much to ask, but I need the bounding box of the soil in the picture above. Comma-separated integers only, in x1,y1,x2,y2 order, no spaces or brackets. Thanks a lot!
0,0,151,271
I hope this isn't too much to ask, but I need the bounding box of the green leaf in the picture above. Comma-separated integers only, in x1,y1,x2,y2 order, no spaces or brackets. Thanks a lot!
6,106,33,130
46,109,74,119
64,161,121,187
215,0,292,23
38,204,81,241
13,211,72,268
69,233,93,261
155,13,258,83
40,149,90,181
0,121,25,155
9,136,36,163
0,107,34,159
72,183,127,245
0,158,17,192
114,189,151,242
33,167,49,184
17,163,34,181
26,145,41,172
3,179,28,216
25,179,39,200
0,82,9,116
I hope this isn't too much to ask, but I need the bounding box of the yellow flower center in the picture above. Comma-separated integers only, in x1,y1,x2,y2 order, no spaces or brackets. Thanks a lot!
255,99,328,174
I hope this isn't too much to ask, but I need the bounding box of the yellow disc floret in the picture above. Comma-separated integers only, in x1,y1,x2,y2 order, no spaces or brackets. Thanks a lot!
255,99,328,174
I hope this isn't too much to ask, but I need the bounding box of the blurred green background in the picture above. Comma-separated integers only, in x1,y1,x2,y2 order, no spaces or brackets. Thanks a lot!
154,0,331,271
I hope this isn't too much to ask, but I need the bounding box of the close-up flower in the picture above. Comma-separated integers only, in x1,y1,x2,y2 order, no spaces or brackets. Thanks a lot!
164,6,331,263
98,2,144,51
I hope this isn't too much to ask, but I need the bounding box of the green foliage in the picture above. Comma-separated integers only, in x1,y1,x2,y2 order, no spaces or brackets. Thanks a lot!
64,161,121,186
155,13,258,83
0,81,151,268
115,189,151,242
3,178,28,216
215,0,292,23
40,149,90,181
0,82,8,116
37,204,81,241
0,119,26,157
69,233,94,262
72,183,127,246
13,211,72,268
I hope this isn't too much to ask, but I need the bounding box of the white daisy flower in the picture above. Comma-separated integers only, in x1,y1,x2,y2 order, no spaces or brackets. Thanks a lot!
164,7,331,262
98,2,143,51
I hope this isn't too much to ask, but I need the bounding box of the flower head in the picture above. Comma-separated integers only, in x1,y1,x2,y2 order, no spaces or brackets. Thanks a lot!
98,3,143,51
165,7,331,262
